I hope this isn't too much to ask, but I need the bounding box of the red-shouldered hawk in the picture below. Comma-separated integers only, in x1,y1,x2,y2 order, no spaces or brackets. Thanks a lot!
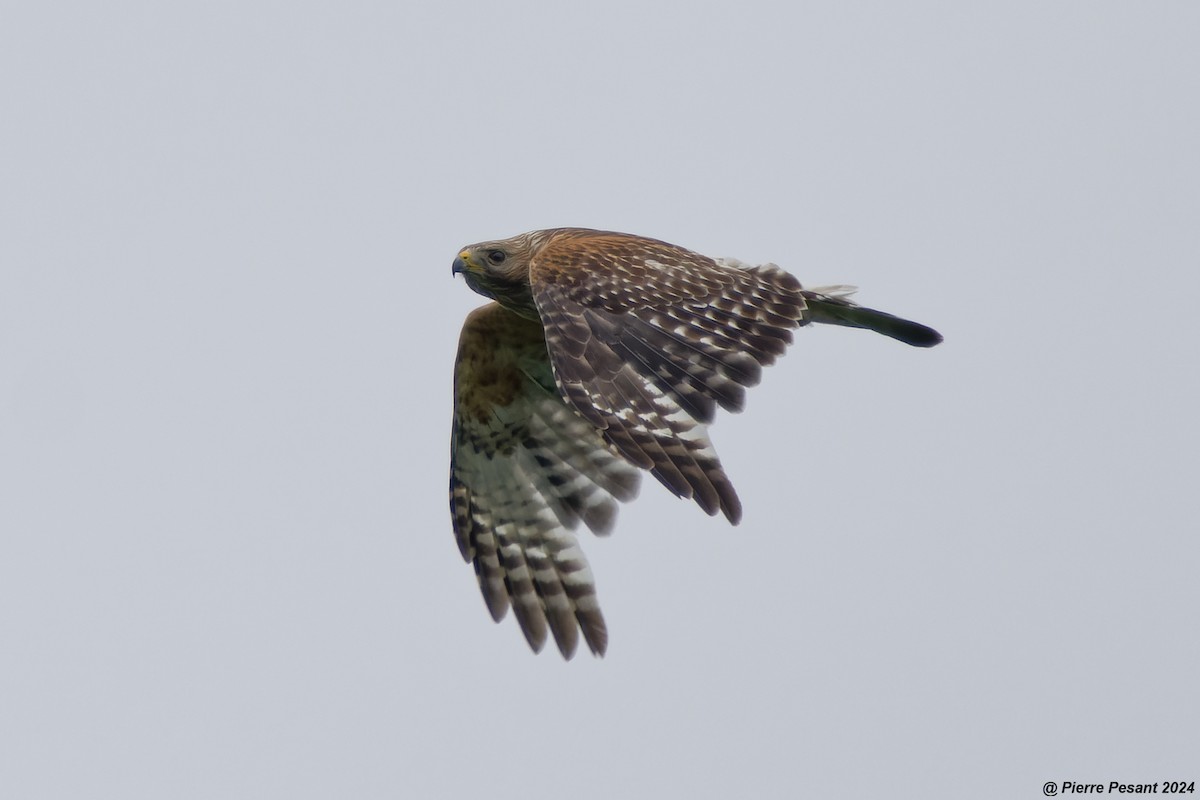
450,228,941,658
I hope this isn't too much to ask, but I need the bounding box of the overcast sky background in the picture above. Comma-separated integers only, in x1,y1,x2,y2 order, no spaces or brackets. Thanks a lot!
3,2,1198,798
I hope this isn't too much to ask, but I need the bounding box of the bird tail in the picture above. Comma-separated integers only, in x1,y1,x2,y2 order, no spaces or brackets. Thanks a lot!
802,286,943,348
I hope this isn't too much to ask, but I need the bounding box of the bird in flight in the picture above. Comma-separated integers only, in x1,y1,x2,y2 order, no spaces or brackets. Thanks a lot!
449,228,941,658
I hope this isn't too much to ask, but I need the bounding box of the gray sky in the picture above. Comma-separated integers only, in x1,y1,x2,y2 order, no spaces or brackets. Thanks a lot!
2,2,1197,798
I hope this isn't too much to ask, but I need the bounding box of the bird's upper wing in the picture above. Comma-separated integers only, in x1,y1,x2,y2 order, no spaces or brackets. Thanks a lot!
528,230,810,524
450,302,641,658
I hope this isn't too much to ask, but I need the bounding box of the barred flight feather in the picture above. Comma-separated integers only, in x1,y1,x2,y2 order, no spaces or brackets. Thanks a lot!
450,303,639,657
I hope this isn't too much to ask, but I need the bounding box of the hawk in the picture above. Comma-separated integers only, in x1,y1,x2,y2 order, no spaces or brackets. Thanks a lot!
449,228,941,658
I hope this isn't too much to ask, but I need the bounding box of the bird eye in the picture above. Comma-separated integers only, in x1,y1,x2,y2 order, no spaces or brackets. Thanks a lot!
486,250,507,266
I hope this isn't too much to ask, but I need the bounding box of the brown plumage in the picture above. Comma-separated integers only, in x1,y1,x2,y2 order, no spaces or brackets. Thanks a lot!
450,227,941,658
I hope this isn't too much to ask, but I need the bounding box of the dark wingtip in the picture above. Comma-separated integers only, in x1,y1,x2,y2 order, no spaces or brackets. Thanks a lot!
580,614,608,658
553,632,579,661
722,487,743,525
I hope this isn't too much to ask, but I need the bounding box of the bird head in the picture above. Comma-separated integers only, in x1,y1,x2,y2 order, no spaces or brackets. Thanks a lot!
451,231,552,318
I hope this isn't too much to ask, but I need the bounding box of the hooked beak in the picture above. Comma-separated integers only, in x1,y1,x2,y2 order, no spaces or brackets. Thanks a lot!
451,250,472,276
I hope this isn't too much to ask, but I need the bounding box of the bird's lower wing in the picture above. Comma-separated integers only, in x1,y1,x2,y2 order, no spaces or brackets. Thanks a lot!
450,303,640,658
